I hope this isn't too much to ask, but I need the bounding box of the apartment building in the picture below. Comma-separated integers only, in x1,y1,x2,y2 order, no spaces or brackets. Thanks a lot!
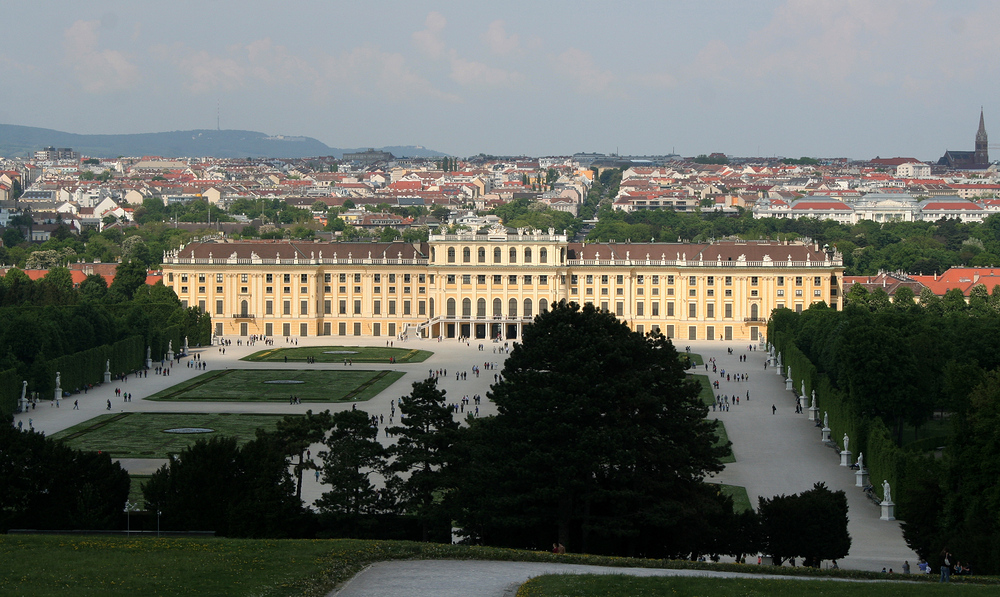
160,228,843,342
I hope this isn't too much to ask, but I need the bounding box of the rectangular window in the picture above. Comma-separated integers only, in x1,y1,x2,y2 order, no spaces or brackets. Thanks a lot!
389,300,396,315
300,286,307,294
637,275,644,284
725,289,732,297
777,276,785,286
199,286,206,294
795,290,803,297
601,275,609,284
616,275,624,284
707,303,715,318
419,287,426,294
373,300,381,315
354,322,362,336
419,300,426,315
795,276,803,286
586,275,594,284
282,300,290,315
572,275,579,284
373,323,381,337
404,274,411,283
389,274,396,283
339,300,346,315
300,274,307,283
688,326,697,340
689,289,697,297
217,286,223,294
751,276,758,286
283,323,291,337
374,274,381,283
217,273,224,283
462,275,471,284
601,301,609,312
339,273,347,283
373,287,381,294
388,323,396,336
477,275,486,284
266,322,273,336
493,275,502,284
447,275,456,284
283,286,290,294
814,289,822,297
725,276,732,286
636,288,644,295
707,276,714,286
707,289,714,297
324,300,331,314
325,273,332,283
652,302,659,316
665,324,673,338
655,275,662,284
539,275,548,285
404,300,411,315
354,274,361,283
215,299,223,315
354,286,361,294
266,286,273,294
524,275,532,285
636,302,644,316
636,324,644,334
707,325,715,340
284,274,291,283
667,302,674,316
353,300,361,315
616,302,624,316
689,303,697,318
199,274,206,283
509,275,518,284
814,276,822,286
403,287,410,294
388,286,395,293
338,322,347,336
300,323,308,337
266,300,273,315
777,289,785,296
419,274,426,283
198,299,205,312
689,276,696,286
725,303,733,318
751,290,759,297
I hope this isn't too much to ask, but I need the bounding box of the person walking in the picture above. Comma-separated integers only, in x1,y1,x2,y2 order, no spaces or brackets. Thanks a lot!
772,404,776,415
941,551,951,583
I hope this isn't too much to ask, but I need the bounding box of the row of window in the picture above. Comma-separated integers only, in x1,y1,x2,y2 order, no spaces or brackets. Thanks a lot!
445,246,554,264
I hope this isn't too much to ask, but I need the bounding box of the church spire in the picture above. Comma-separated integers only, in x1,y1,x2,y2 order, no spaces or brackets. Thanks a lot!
977,108,988,143
976,108,989,165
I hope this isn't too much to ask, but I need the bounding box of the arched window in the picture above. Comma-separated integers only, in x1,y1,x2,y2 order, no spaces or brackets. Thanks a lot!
462,298,472,317
447,298,456,317
751,303,759,320
524,298,533,318
509,247,517,263
560,247,566,263
478,247,486,263
240,300,249,316
463,247,471,263
539,298,548,313
493,298,502,317
477,298,486,317
539,248,548,263
524,248,532,263
509,298,518,317
447,247,455,263
494,247,502,263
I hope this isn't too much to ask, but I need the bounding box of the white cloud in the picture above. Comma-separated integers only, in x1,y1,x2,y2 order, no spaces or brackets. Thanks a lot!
412,12,448,58
449,52,523,88
552,48,621,97
482,20,520,56
63,20,139,93
316,46,461,103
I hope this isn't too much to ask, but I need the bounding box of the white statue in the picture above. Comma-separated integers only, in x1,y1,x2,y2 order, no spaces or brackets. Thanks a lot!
106,359,110,372
147,346,151,359
843,433,849,453
883,480,892,503
811,390,816,409
168,340,173,352
823,411,829,428
55,372,61,388
21,380,27,400
857,452,864,470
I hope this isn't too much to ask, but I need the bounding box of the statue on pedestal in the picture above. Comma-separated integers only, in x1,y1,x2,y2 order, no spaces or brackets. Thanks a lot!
168,340,173,352
883,480,892,503
811,390,816,409
55,371,61,389
147,346,151,360
823,411,829,428
843,433,850,453
21,380,27,400
106,360,110,373
857,452,864,470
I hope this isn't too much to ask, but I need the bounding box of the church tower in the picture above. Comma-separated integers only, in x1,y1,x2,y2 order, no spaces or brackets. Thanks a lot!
975,108,989,166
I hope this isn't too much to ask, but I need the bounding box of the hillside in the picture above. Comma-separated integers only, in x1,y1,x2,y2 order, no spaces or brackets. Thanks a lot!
0,124,448,160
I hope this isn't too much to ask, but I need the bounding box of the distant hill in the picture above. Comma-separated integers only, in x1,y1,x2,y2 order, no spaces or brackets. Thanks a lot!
0,124,449,160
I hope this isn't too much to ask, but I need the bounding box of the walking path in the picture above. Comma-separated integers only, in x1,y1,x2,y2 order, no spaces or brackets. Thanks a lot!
12,335,919,594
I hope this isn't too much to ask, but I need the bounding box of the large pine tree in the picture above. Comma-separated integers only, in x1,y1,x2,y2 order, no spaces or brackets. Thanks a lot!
452,300,731,557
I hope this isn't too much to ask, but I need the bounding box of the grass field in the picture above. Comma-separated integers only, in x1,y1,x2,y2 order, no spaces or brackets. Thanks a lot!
717,484,753,513
516,574,996,597
51,412,293,458
1,536,994,597
692,373,715,406
143,369,403,402
243,345,432,363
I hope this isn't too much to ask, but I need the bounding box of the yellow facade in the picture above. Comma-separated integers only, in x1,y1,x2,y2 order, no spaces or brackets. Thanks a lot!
161,232,843,342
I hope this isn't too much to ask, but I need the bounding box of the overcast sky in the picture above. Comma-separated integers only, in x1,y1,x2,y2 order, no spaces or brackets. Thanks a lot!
2,1,998,160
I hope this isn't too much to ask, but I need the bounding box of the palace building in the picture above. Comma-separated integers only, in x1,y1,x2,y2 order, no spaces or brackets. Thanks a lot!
160,228,843,342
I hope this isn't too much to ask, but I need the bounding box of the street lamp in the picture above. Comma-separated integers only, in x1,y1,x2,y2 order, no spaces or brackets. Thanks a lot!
157,510,162,538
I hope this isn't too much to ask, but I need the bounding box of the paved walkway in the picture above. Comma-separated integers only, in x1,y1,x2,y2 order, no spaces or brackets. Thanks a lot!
13,335,919,593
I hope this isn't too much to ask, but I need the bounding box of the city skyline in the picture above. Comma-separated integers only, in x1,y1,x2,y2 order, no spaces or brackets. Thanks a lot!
2,1,999,160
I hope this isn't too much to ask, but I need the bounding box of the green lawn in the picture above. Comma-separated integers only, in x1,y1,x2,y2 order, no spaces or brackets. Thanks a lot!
144,369,403,402
715,419,735,463
2,536,994,597
691,373,715,406
717,483,753,513
516,575,996,597
51,412,293,458
243,345,432,363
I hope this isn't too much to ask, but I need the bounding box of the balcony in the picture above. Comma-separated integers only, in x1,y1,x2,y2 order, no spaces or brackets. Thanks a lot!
232,313,256,320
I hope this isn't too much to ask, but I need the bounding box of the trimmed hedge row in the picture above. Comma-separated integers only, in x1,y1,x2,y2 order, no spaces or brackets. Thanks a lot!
0,368,20,418
36,335,145,396
771,330,912,516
